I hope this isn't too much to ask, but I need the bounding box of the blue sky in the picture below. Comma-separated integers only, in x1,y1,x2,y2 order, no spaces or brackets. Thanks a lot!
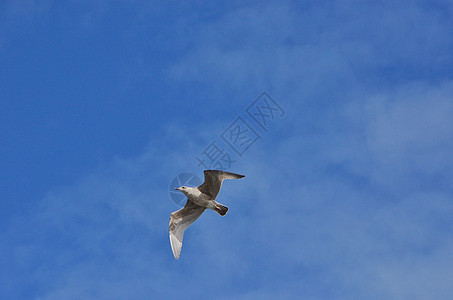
1,1,453,299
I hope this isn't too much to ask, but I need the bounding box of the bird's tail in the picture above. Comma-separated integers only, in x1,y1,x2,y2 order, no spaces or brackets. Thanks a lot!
215,204,228,216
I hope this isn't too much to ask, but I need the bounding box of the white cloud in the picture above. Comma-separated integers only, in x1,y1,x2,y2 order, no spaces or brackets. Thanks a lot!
336,81,453,188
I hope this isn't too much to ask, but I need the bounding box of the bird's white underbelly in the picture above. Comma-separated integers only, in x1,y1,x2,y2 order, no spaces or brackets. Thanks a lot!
189,195,216,209
192,197,216,209
186,188,216,209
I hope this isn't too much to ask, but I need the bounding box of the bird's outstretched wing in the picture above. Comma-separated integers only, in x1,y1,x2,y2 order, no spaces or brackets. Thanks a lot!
169,200,205,259
197,170,245,199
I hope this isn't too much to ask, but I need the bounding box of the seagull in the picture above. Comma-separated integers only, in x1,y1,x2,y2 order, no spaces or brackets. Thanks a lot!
169,170,245,259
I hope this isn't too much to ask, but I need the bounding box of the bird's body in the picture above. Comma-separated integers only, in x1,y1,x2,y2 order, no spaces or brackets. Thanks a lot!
169,170,245,259
176,186,227,213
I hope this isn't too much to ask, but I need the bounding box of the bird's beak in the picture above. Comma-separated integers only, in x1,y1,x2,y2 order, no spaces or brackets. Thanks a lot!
174,188,179,191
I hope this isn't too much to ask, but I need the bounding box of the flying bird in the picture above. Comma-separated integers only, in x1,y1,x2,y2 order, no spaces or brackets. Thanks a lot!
169,170,245,259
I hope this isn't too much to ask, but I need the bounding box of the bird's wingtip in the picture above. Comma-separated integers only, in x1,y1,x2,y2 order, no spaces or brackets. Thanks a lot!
169,232,182,260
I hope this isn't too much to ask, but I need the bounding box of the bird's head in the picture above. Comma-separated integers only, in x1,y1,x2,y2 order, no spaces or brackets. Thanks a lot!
174,186,190,195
